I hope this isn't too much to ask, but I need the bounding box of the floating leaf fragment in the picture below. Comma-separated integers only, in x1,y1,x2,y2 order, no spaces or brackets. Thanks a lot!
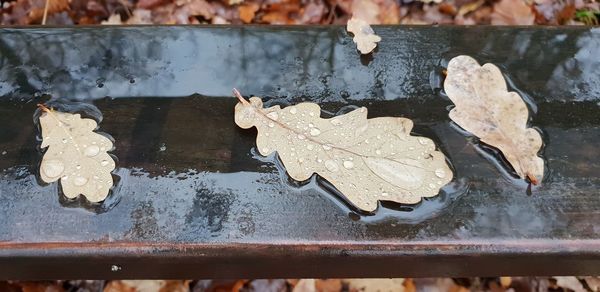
444,55,544,184
233,90,453,212
38,105,116,202
346,17,381,54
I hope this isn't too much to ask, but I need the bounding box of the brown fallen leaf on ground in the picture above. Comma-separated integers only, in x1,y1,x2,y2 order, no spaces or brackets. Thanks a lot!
343,279,405,292
238,2,259,23
38,105,117,202
234,90,453,212
346,17,381,54
444,55,544,184
491,0,535,25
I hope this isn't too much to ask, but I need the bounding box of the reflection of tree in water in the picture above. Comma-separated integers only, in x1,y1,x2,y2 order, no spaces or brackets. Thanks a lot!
224,28,340,102
546,29,600,101
0,27,596,104
0,28,188,101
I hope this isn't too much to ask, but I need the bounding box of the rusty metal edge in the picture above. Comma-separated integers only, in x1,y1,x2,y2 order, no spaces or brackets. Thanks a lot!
0,239,598,279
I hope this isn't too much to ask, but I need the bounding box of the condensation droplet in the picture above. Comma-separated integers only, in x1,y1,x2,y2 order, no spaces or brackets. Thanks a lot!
309,128,321,136
100,160,110,167
343,160,354,169
62,176,68,180
429,183,436,189
324,160,339,172
330,118,342,126
62,138,68,143
309,112,315,116
73,176,88,186
84,145,100,157
435,168,446,178
359,107,366,113
298,158,304,163
307,144,314,150
289,107,297,114
297,134,306,140
375,149,382,155
41,159,65,178
418,138,428,145
266,112,279,120
268,122,275,128
308,123,314,128
76,165,82,170
322,144,332,150
381,192,389,197
262,147,270,153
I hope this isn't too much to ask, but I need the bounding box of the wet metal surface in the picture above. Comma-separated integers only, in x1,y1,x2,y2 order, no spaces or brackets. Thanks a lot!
0,26,599,278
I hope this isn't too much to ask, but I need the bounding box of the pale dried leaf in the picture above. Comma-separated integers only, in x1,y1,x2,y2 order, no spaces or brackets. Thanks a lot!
351,0,379,24
491,0,535,25
583,277,600,291
39,109,116,202
234,94,453,212
444,55,544,183
346,17,381,54
126,9,153,24
101,13,123,25
292,279,316,292
554,277,586,292
343,279,405,292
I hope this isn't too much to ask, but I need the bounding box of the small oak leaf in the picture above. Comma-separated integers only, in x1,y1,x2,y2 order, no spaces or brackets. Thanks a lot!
444,55,544,184
346,17,381,55
233,90,453,212
38,106,116,202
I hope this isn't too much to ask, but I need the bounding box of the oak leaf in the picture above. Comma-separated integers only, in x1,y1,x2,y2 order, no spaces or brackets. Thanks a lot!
444,55,544,184
38,106,116,202
233,90,453,212
346,17,381,54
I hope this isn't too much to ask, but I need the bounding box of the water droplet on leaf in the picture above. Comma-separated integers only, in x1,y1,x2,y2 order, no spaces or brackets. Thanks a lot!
73,176,88,186
343,160,354,169
41,160,64,178
325,160,339,172
84,145,100,157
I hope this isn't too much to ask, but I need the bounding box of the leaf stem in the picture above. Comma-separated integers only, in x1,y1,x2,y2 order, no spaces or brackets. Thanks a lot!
233,88,249,105
37,103,52,112
527,173,538,185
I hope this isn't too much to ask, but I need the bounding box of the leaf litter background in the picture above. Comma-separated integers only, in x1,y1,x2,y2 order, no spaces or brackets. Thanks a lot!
2,277,600,291
0,0,599,25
